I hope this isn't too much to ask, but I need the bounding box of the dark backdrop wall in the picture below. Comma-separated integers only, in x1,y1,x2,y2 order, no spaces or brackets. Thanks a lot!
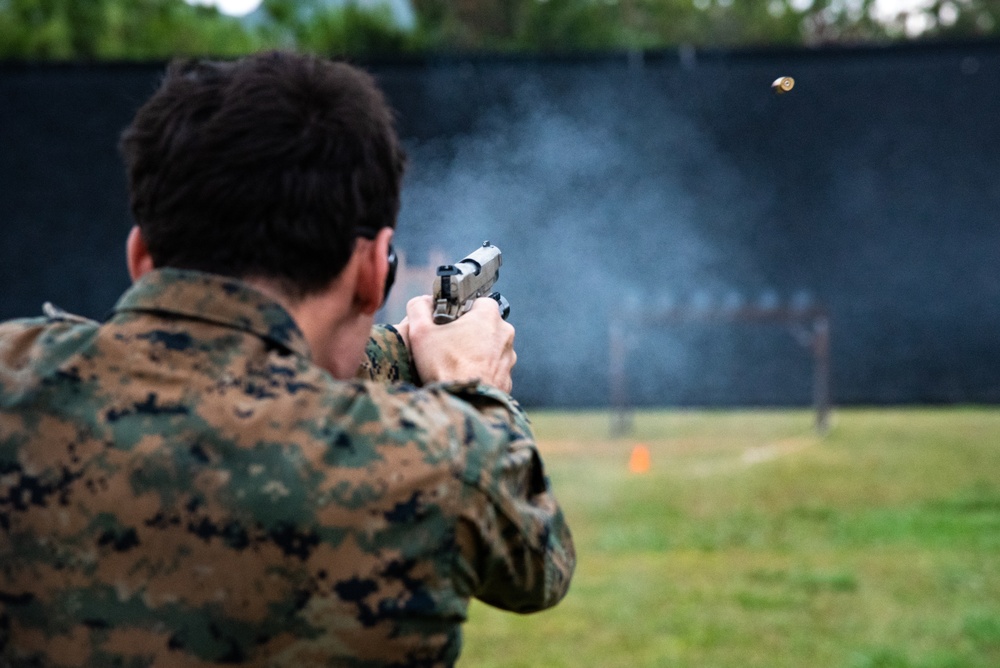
2,42,999,408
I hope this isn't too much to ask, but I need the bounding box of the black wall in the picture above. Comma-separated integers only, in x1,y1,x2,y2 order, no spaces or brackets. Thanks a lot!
3,43,999,407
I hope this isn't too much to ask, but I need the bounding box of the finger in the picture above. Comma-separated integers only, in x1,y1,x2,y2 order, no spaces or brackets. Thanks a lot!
405,295,434,327
502,320,516,343
469,296,504,318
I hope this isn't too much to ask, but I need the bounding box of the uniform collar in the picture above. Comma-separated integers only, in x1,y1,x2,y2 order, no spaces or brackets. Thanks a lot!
110,268,312,360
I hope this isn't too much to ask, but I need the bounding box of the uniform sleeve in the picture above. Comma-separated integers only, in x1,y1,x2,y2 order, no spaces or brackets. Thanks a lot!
442,383,576,613
358,324,419,384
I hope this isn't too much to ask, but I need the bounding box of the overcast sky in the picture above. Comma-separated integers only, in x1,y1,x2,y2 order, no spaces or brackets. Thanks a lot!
187,0,260,15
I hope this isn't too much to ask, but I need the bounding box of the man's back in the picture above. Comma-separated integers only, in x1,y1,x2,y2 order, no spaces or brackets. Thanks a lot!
0,269,574,666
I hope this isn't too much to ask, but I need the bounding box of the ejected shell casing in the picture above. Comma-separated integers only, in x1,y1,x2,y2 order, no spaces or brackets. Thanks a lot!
772,76,794,94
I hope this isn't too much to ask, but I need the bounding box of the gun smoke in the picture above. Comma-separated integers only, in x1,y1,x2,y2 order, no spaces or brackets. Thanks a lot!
5,48,1000,407
392,70,784,407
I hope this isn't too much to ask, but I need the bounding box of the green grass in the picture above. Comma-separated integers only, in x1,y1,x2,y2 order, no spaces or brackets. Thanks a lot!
460,407,1000,667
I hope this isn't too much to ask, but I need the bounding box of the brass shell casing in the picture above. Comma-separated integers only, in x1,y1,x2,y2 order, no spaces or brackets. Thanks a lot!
772,76,795,94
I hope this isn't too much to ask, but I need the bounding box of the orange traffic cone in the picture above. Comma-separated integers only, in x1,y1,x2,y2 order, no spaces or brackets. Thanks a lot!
628,444,651,474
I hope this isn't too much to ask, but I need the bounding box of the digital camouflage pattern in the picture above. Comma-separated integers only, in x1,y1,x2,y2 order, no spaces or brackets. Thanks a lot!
360,325,419,386
0,268,575,667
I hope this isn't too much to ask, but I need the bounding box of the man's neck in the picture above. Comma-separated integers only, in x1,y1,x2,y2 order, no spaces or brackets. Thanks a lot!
245,277,371,380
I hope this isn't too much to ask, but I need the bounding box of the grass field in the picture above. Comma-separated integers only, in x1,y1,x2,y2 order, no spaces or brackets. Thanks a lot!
460,408,1000,667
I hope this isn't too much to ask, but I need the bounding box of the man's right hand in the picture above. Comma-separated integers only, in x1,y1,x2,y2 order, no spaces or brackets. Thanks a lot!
403,295,517,393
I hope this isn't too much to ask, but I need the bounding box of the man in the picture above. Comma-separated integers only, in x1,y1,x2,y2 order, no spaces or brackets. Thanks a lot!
0,52,574,666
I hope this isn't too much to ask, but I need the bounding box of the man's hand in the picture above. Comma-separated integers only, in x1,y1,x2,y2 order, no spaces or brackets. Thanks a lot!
403,295,516,393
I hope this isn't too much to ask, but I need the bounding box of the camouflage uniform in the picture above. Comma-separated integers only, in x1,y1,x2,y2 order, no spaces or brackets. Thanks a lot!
0,268,575,667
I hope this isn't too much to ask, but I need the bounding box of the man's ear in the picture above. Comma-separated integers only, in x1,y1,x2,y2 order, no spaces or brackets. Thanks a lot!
126,226,155,281
355,227,395,315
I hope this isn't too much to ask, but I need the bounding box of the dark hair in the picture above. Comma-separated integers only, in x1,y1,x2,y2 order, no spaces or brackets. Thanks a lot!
119,51,406,298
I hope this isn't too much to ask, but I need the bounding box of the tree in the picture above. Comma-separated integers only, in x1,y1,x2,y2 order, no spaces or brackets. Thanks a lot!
1,0,998,61
879,0,999,40
258,0,419,56
0,0,415,60
408,0,894,53
0,0,263,60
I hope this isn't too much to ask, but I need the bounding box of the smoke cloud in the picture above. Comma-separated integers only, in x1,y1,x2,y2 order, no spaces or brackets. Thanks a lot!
392,70,782,407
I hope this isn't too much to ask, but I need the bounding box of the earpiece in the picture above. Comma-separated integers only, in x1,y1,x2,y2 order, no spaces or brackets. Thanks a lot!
384,244,397,302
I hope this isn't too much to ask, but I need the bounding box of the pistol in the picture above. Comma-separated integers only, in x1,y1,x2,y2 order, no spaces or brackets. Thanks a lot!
433,241,511,324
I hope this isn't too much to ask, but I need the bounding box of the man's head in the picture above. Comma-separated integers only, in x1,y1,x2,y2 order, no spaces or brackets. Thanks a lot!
120,51,406,300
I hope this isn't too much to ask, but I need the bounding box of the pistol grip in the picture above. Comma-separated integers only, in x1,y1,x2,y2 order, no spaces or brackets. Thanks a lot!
490,292,510,320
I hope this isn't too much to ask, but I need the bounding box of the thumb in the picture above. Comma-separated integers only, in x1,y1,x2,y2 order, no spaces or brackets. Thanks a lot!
405,295,435,328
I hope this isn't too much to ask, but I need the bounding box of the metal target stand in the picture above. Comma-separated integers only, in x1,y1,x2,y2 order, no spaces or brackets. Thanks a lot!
609,297,831,436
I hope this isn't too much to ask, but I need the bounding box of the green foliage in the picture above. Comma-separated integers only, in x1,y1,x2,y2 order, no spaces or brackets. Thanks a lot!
0,0,264,59
1,1,999,61
877,0,998,40
0,0,417,60
514,0,631,52
411,0,814,52
407,0,926,52
257,0,420,56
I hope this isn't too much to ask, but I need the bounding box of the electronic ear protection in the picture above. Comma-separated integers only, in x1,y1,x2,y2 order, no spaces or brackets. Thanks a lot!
384,243,397,302
356,227,397,304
